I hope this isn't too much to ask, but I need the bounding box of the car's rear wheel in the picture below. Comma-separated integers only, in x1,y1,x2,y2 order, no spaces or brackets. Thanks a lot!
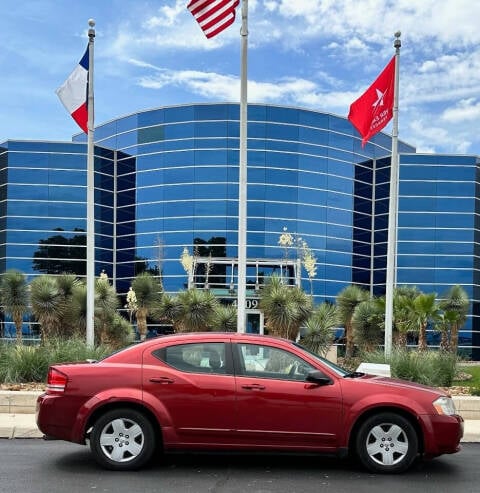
355,412,418,474
90,408,155,471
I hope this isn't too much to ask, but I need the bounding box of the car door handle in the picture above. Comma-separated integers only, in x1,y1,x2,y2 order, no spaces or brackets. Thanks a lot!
149,377,175,384
241,384,266,390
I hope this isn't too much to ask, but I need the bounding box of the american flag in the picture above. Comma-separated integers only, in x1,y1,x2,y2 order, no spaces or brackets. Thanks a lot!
187,0,240,39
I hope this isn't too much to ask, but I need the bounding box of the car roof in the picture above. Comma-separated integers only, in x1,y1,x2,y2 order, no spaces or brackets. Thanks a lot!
101,332,296,363
141,332,291,345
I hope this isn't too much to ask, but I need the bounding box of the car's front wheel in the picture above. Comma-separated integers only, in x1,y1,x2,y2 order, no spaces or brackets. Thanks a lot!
90,408,156,470
355,412,418,474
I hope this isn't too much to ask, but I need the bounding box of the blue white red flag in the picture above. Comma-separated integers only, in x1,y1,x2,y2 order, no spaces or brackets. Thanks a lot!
187,0,239,39
56,46,89,133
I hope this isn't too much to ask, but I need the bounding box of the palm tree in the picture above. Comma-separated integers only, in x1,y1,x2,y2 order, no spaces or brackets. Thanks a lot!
0,270,30,343
30,275,67,342
392,286,420,347
175,288,219,332
259,275,312,340
336,285,369,359
301,302,337,356
131,272,163,340
437,310,460,352
439,285,469,355
411,293,441,351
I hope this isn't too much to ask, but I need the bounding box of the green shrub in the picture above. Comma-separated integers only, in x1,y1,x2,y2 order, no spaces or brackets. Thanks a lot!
360,348,457,387
0,338,114,384
0,344,49,383
43,337,112,364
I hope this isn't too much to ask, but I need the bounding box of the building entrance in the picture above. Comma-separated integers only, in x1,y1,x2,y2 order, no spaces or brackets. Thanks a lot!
246,311,264,335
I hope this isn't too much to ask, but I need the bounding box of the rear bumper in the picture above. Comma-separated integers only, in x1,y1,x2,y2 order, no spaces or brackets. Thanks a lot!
36,393,88,444
421,413,464,458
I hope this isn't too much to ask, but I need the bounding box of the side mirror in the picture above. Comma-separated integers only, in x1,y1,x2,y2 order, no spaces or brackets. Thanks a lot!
305,370,332,386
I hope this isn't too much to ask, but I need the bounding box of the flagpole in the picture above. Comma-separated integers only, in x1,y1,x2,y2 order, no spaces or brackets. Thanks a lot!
86,19,96,347
236,0,248,333
384,31,401,358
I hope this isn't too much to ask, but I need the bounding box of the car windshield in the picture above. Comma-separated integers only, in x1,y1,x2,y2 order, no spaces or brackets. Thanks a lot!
293,342,350,377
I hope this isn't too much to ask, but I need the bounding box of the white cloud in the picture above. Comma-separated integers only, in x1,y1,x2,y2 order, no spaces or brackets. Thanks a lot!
407,119,472,155
441,99,480,123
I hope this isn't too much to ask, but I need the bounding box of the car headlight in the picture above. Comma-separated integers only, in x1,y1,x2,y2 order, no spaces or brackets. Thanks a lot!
433,396,457,416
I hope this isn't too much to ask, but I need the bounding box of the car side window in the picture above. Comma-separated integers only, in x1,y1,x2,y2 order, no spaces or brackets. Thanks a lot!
158,343,226,374
237,343,314,381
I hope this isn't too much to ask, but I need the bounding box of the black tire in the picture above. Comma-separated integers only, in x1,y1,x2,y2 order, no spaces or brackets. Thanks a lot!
355,412,418,474
90,408,156,471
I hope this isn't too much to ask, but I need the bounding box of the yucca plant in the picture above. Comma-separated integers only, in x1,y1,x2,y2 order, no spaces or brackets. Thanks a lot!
259,275,312,340
175,288,219,332
0,270,30,343
30,275,67,342
131,273,163,340
213,304,237,332
301,302,337,356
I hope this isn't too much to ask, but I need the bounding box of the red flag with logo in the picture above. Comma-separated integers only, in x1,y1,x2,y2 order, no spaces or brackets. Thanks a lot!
348,56,396,147
188,0,240,39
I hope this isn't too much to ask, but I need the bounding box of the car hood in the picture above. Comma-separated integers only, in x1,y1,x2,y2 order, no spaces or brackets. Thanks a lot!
358,374,446,396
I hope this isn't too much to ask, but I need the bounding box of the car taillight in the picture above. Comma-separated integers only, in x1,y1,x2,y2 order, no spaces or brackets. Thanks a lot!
47,367,68,394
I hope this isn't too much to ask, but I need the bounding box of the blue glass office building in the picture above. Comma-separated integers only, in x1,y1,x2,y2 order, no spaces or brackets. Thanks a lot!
1,103,479,357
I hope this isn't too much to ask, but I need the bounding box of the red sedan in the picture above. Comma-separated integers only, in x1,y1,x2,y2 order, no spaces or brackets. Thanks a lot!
36,333,463,473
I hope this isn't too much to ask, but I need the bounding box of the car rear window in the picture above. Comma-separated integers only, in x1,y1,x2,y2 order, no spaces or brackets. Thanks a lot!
153,342,226,374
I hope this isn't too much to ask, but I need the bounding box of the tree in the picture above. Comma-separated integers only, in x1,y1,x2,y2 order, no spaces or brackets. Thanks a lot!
259,275,313,340
193,237,227,288
65,282,87,337
32,228,86,275
131,273,163,340
175,288,219,332
55,273,82,337
392,286,420,347
30,275,67,342
155,293,184,332
0,270,30,343
352,298,384,352
301,302,337,356
94,276,120,345
336,285,369,359
439,285,469,355
411,293,441,351
65,274,131,347
438,310,460,352
213,304,237,332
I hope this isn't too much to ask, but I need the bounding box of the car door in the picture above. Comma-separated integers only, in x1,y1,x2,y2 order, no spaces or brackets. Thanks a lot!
142,341,237,446
233,342,343,451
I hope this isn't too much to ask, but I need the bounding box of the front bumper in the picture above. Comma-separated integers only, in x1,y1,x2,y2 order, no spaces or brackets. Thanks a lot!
421,413,464,458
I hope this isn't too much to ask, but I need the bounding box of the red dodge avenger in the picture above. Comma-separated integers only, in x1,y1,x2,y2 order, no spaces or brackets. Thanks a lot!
36,333,463,473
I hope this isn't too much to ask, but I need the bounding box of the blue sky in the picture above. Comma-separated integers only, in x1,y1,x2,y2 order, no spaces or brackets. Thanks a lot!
2,0,480,155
